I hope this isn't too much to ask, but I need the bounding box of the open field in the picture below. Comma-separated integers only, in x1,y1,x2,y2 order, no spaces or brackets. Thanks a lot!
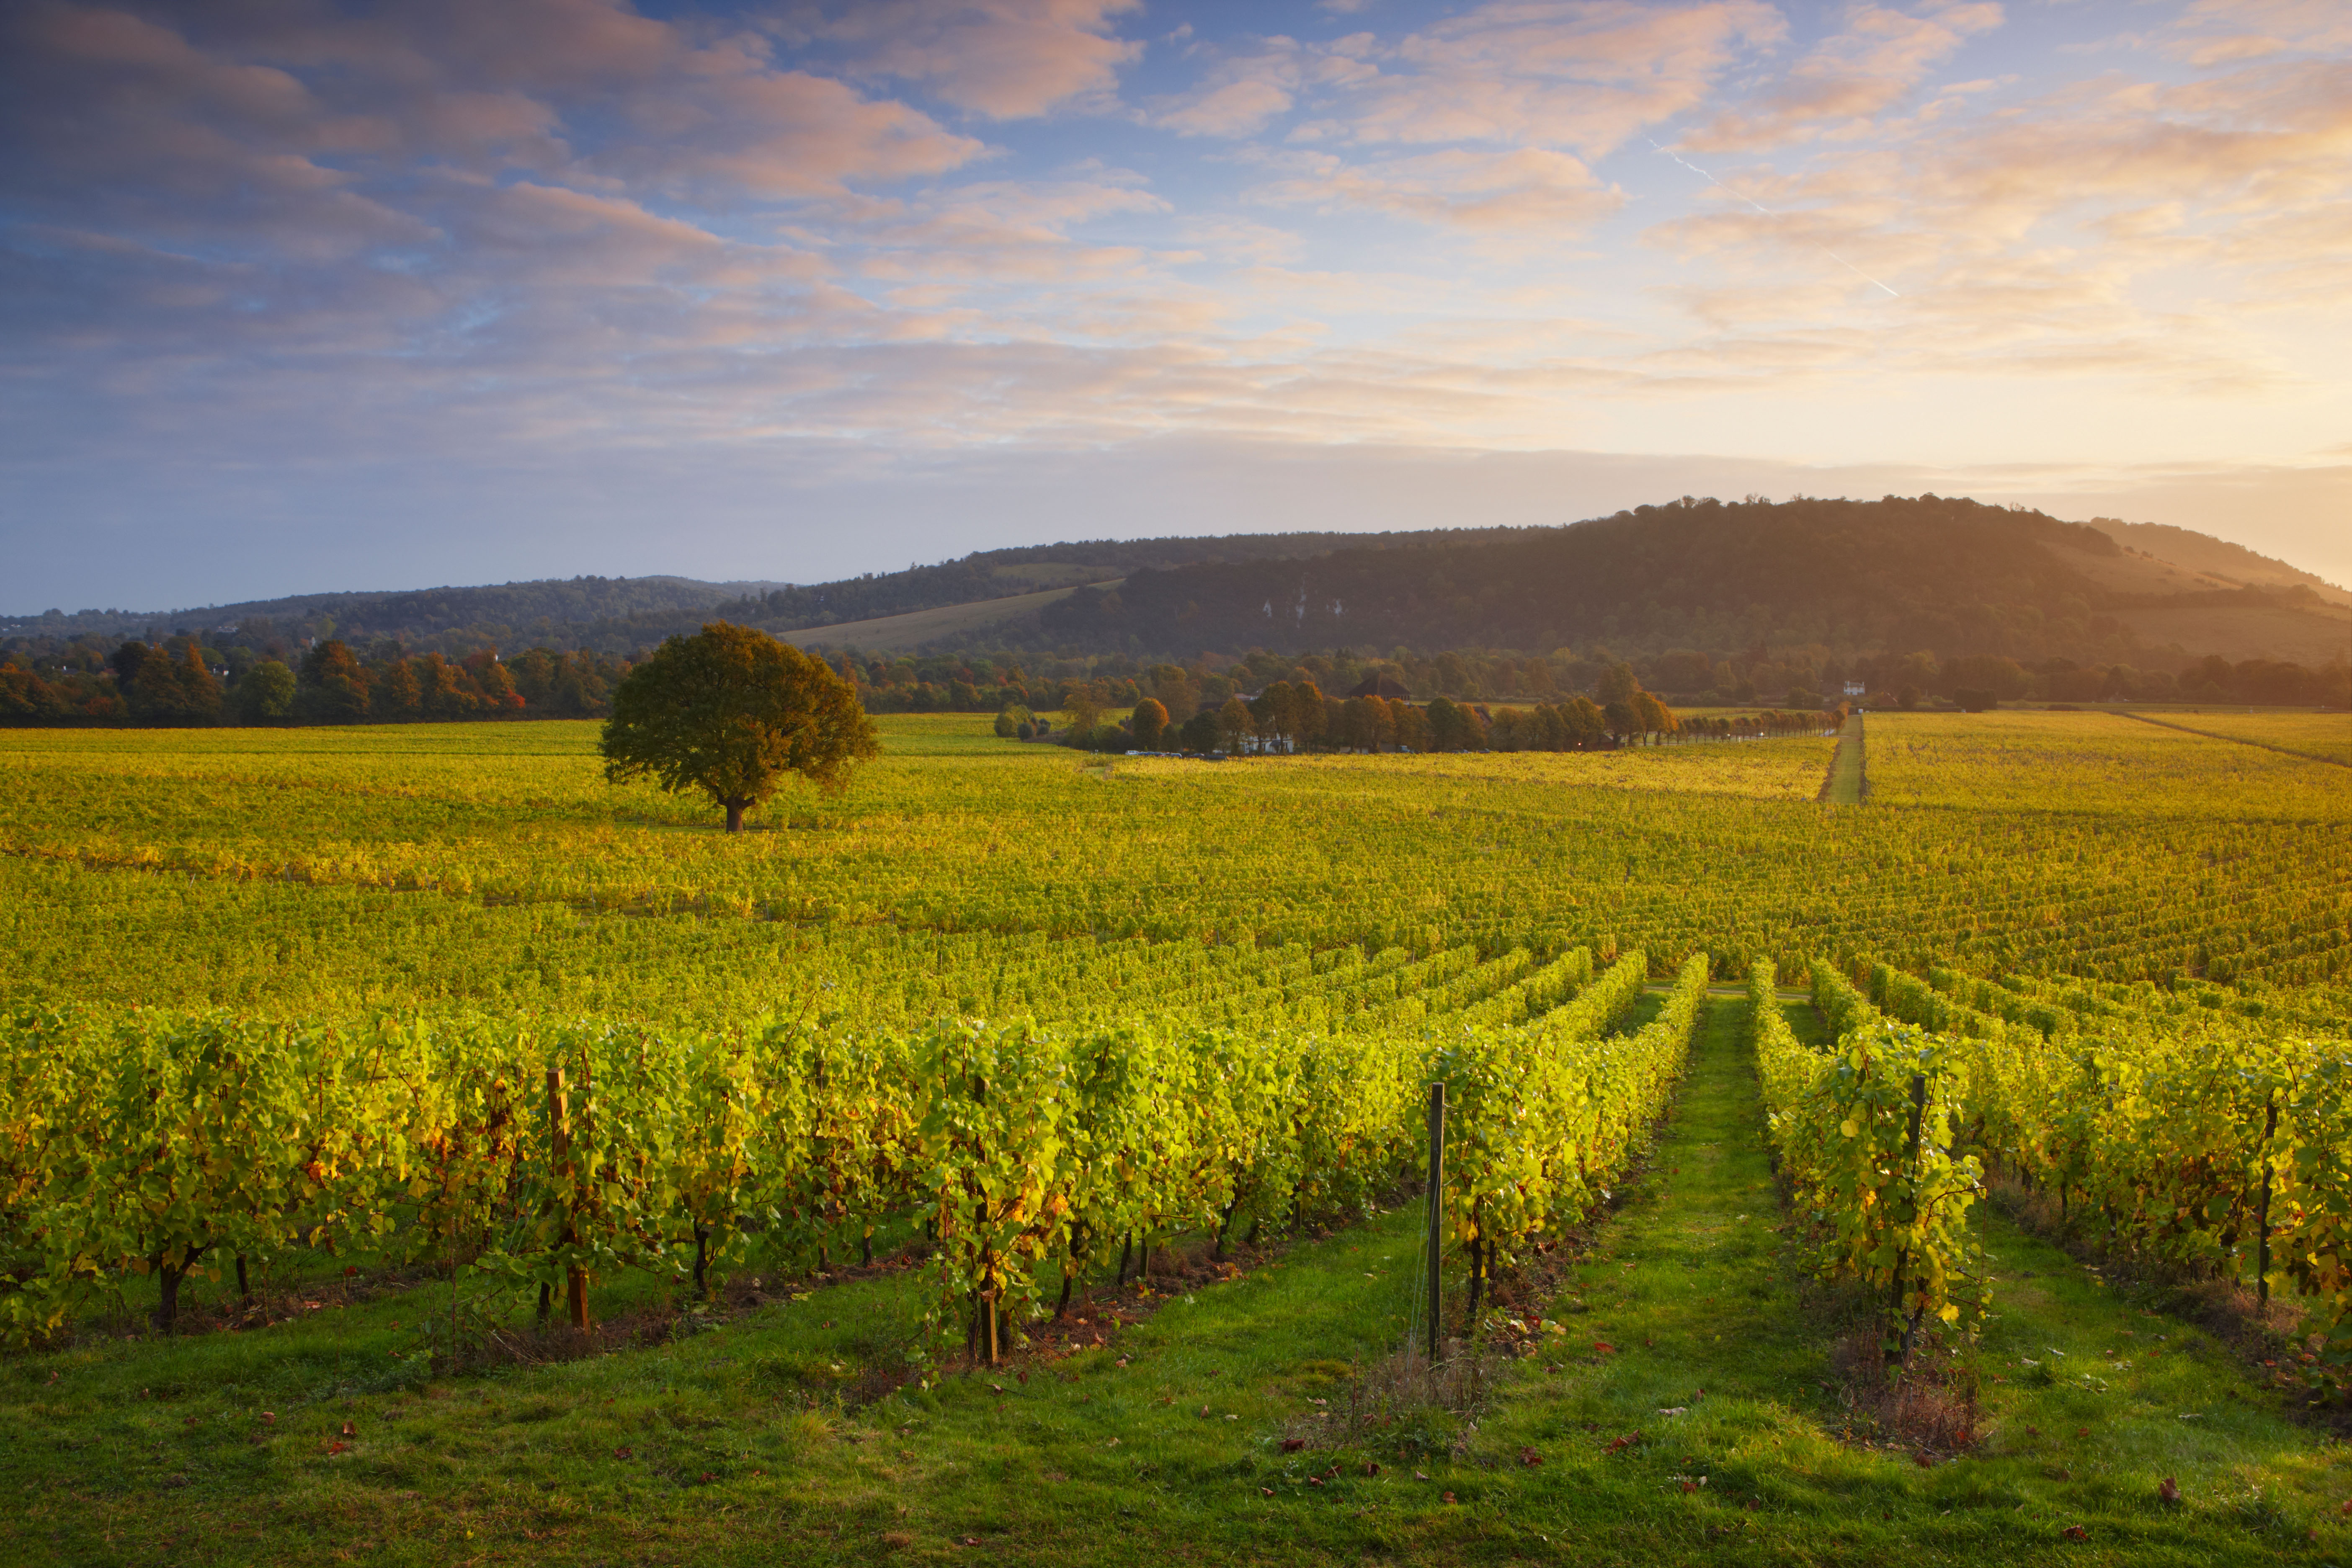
777,583,1119,654
5,714,2346,985
1863,709,2352,821
2126,711,2352,768
3,711,2350,1565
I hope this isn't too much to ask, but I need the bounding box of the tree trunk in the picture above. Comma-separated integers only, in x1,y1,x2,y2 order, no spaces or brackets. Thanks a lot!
693,1224,710,1299
725,799,745,833
156,1259,187,1332
235,1253,250,1305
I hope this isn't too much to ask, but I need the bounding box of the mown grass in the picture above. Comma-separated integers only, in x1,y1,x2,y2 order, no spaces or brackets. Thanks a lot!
6,1000,2344,1565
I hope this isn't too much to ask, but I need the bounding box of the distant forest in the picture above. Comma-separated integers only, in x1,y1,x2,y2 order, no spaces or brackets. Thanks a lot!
4,495,2346,725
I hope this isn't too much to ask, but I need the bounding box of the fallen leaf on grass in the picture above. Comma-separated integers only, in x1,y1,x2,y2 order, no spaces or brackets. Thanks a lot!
1414,1470,1429,1481
1519,1448,1543,1467
1605,1431,1643,1453
1594,1342,1616,1354
1914,1453,1934,1469
1261,1487,1274,1497
1281,1438,1307,1453
1362,1461,1380,1477
2063,1525,2088,1541
341,1421,356,1437
1442,1492,1457,1505
2158,1477,2180,1504
614,1447,632,1460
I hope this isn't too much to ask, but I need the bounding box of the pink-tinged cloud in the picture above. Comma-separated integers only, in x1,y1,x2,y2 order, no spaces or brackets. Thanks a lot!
1256,147,1625,231
783,0,1144,119
1683,2,2005,153
1149,43,1305,138
1349,0,1787,156
2171,0,2352,67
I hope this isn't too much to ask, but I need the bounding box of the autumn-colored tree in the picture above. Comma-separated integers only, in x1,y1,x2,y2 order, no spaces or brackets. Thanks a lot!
1562,695,1607,747
1215,695,1253,754
1287,681,1327,748
297,640,371,722
466,650,523,712
601,623,879,833
1390,699,1431,752
414,652,478,718
128,645,222,725
376,658,423,719
1130,698,1169,750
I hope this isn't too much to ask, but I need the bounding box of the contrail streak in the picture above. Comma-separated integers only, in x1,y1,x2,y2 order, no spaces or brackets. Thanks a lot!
1648,138,1901,298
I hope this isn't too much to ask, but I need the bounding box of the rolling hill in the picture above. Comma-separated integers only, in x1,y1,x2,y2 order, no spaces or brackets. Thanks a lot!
5,499,2344,671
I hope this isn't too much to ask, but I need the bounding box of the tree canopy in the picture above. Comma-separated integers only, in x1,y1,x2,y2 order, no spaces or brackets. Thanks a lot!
600,623,879,832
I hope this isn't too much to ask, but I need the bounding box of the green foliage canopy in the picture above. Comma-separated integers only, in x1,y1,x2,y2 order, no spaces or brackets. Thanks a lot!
600,622,878,832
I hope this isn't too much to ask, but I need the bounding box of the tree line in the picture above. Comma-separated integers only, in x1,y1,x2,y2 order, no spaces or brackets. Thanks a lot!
0,634,626,726
1030,663,1837,755
6,615,2342,730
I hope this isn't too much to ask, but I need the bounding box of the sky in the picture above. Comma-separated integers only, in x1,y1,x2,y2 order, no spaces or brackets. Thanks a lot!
4,0,2349,612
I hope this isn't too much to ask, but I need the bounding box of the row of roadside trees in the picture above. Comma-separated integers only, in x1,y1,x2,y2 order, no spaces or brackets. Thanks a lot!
1030,665,1813,755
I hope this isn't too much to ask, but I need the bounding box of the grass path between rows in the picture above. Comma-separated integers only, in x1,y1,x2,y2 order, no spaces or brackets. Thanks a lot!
6,999,2346,1565
1820,713,1867,804
1488,995,2345,1565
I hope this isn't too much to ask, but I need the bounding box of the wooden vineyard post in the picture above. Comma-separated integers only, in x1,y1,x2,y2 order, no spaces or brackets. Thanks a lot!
545,1066,566,1328
1887,1072,1927,1364
2258,1093,2279,1309
1425,1082,1445,1362
570,1054,593,1331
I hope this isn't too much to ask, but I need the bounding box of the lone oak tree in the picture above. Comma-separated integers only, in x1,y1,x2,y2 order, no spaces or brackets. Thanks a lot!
600,623,879,832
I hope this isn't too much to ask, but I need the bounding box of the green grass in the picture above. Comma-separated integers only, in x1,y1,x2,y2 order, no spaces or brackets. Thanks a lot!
1821,713,1866,805
8,1001,2344,1564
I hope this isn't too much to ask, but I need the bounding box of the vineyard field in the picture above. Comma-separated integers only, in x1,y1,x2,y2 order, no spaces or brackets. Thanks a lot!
1864,709,2352,820
3,708,2349,1565
2128,710,2352,767
5,714,2347,987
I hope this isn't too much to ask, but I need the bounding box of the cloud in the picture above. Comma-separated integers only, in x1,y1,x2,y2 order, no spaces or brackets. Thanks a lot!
1683,2,2005,152
1346,0,1788,157
1148,41,1305,137
1255,147,1624,232
2169,0,2352,67
779,0,1144,119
